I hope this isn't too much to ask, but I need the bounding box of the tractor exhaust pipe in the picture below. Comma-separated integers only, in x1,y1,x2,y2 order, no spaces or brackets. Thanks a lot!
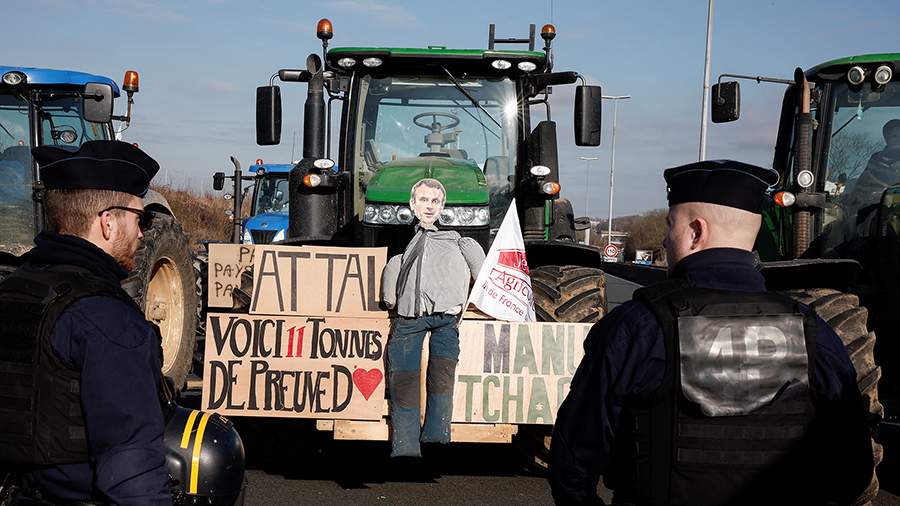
302,54,326,160
792,67,812,258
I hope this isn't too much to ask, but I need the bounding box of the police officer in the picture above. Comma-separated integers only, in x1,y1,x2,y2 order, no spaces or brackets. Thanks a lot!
549,160,875,505
0,141,170,504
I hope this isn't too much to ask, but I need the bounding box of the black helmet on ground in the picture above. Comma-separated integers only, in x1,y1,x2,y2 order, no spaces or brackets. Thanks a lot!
164,405,247,505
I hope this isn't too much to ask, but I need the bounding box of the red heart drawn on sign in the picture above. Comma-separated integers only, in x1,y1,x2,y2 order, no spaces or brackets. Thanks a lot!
352,368,383,401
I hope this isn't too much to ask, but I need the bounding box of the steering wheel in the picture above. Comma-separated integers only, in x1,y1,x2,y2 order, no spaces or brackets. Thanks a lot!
413,112,460,133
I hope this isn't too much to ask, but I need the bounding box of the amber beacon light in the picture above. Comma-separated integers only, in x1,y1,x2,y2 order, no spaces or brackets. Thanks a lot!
317,18,333,40
122,70,140,93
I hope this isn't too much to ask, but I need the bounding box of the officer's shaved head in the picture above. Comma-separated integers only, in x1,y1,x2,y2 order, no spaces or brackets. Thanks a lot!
663,202,761,269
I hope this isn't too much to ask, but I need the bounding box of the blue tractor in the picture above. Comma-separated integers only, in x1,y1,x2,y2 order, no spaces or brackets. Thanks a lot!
240,162,291,244
0,66,198,389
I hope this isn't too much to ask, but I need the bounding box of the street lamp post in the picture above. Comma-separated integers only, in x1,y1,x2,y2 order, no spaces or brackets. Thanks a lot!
602,95,631,249
699,0,714,161
578,156,599,216
578,156,599,245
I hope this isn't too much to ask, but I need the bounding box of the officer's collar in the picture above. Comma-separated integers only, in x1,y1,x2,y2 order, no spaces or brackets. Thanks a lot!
25,231,129,283
670,248,758,279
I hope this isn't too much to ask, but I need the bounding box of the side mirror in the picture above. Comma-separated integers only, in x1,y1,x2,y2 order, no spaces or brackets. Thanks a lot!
711,81,740,123
213,172,225,191
83,83,114,123
575,85,602,147
256,86,282,145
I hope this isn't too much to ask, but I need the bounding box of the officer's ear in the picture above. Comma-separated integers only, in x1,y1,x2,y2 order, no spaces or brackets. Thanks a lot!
98,210,115,241
689,217,709,248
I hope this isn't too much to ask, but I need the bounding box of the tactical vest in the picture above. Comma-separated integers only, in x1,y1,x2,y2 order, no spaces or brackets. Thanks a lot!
0,263,139,466
607,280,819,506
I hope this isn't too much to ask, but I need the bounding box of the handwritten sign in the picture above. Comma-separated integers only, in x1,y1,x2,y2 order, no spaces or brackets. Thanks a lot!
201,313,388,419
250,245,387,318
207,243,255,308
452,320,591,425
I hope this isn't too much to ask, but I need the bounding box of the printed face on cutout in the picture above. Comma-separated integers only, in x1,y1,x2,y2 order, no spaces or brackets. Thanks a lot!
410,185,445,228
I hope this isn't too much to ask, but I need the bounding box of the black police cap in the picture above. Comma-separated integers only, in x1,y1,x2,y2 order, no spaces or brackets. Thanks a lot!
32,140,159,197
663,160,779,214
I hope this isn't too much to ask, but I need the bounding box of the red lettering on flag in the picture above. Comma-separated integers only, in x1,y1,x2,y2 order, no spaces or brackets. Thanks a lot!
497,249,529,275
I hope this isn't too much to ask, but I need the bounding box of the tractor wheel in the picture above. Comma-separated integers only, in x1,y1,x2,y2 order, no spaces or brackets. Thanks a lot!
515,264,608,472
782,287,882,505
191,252,209,380
532,265,608,323
122,212,198,391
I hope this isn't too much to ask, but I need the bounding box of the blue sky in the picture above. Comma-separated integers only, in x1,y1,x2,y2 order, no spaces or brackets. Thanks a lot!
7,0,899,217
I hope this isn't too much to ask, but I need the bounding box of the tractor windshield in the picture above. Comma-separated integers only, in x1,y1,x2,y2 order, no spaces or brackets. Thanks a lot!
0,92,35,252
253,175,289,215
820,80,900,256
354,74,518,207
35,93,111,147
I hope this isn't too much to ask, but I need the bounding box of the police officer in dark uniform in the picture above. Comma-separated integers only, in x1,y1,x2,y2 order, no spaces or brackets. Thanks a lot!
549,160,875,505
0,141,171,504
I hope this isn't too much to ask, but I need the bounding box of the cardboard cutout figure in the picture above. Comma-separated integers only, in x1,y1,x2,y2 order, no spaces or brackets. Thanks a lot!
381,178,485,457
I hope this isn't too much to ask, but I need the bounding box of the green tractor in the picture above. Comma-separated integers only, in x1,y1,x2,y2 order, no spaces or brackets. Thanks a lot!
710,54,900,501
255,20,608,325
0,66,198,390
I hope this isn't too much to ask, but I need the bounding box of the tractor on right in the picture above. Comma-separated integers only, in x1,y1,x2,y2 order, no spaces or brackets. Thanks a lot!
713,53,900,499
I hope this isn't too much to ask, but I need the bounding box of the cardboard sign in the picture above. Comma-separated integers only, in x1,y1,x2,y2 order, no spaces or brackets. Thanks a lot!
207,243,255,308
452,320,591,425
250,245,387,318
201,313,388,419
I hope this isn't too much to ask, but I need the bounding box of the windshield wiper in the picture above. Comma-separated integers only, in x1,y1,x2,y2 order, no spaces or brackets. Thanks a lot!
441,67,504,137
0,120,14,140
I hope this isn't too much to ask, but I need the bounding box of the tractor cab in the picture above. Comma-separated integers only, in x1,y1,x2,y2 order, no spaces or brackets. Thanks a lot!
0,66,136,254
255,20,603,261
242,162,292,244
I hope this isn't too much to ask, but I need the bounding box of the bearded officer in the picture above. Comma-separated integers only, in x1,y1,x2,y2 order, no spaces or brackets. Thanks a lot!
0,141,170,504
548,160,874,505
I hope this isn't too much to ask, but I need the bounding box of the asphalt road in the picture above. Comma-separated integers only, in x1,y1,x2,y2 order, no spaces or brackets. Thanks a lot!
232,415,899,505
229,417,606,506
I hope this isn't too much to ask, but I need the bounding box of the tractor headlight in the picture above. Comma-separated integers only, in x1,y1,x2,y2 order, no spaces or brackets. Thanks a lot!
397,207,414,224
337,57,357,68
438,206,489,227
364,204,488,226
242,228,252,244
364,205,377,222
517,61,537,72
272,229,285,242
2,71,26,86
874,65,893,86
364,204,403,224
379,206,396,223
491,60,512,70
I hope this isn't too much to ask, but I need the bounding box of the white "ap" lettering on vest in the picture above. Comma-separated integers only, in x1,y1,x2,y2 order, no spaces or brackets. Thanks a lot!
707,325,788,383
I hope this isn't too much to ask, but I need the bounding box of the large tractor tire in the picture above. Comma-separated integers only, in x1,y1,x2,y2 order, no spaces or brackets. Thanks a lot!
516,264,608,472
122,212,198,391
783,287,882,505
191,251,209,380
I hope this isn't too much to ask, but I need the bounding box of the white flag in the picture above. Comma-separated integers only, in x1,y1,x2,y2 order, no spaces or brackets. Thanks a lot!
467,199,536,321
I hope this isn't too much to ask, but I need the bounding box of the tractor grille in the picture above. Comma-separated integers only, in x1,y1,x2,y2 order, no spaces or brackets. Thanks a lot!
250,229,277,244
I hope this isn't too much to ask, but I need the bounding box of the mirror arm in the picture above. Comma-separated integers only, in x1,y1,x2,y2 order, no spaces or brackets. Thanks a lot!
111,91,135,131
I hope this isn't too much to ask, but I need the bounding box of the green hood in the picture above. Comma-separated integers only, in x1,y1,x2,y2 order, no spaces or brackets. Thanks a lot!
366,157,488,205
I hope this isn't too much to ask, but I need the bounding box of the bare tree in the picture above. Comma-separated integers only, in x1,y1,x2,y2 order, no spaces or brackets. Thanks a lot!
827,132,882,182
